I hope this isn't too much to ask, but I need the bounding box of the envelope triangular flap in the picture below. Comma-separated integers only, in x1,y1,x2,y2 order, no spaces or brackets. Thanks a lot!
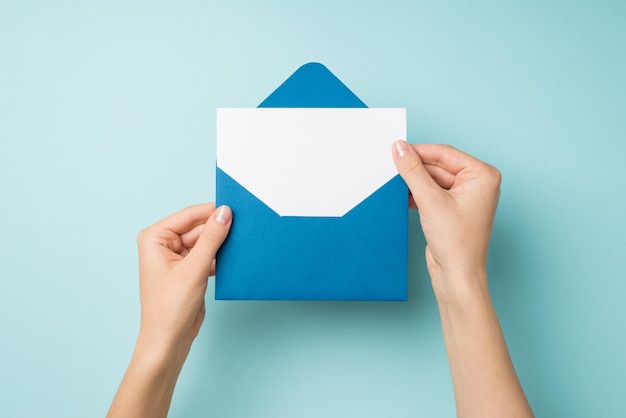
215,62,408,300
259,62,367,108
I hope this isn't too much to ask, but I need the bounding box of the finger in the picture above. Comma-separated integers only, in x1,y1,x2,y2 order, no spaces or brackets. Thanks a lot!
154,203,216,236
392,140,446,209
411,144,476,176
180,223,205,249
181,205,233,283
137,227,185,269
424,164,456,190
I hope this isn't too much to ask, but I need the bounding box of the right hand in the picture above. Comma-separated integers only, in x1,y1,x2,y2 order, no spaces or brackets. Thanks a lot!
391,141,502,302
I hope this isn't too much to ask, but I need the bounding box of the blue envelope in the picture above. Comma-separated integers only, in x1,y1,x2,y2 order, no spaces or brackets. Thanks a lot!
215,62,407,300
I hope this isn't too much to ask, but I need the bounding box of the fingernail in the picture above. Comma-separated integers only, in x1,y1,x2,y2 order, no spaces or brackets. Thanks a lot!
394,140,409,158
215,205,232,225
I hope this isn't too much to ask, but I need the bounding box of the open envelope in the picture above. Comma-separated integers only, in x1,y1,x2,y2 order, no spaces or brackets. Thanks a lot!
215,62,408,300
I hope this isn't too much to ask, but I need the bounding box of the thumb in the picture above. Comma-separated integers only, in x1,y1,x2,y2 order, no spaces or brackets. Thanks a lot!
182,205,232,281
392,140,444,209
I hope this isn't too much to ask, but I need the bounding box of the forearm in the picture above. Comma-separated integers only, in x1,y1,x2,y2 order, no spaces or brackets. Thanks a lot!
107,336,190,418
435,273,533,418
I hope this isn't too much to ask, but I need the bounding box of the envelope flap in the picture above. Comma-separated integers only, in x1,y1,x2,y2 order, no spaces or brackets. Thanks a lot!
259,62,367,108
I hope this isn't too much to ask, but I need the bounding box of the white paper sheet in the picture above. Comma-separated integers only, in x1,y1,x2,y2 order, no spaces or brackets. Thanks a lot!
217,108,406,217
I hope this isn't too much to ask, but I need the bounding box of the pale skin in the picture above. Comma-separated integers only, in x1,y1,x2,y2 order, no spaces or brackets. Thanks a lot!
107,142,533,418
107,203,233,418
392,141,533,417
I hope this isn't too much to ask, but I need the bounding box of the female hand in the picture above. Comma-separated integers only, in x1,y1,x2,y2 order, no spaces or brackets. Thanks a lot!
107,203,232,418
392,141,533,417
392,141,502,303
136,203,232,358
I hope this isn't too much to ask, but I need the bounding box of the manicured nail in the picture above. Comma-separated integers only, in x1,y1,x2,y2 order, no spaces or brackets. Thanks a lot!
215,206,232,225
394,140,409,158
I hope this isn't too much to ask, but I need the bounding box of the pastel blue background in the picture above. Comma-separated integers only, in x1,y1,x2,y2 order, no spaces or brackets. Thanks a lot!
1,1,624,417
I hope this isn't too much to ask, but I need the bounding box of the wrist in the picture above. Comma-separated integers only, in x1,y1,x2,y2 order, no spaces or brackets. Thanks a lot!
133,328,192,378
429,268,491,312
107,330,188,418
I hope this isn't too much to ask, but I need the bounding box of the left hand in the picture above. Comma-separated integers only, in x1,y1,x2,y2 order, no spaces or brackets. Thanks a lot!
107,203,232,418
135,203,232,360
